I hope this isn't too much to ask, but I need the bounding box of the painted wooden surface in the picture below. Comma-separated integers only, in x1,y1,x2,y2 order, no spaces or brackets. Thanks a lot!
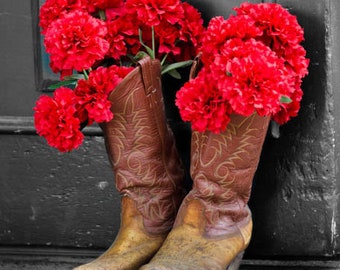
0,133,120,248
249,0,340,257
0,0,340,261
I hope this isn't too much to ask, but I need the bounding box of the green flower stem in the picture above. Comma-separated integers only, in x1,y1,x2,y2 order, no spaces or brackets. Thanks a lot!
83,69,89,80
139,28,155,60
151,26,155,59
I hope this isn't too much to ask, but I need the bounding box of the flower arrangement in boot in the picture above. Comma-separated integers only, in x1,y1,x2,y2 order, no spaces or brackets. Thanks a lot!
176,2,309,133
34,0,204,152
34,1,205,270
141,3,309,270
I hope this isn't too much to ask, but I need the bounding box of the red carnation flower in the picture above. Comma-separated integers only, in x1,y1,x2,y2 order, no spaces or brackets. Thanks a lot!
176,69,233,133
123,0,191,60
215,38,296,117
44,10,109,75
155,22,181,56
200,15,262,66
235,3,305,46
34,87,84,152
74,65,133,124
75,78,113,124
179,2,204,47
175,2,205,61
39,0,84,34
111,64,135,79
125,0,184,27
234,2,309,79
106,0,204,62
283,43,309,80
106,15,140,60
81,0,123,13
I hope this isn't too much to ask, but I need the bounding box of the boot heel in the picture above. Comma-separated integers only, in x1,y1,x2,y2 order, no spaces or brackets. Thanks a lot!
227,251,244,270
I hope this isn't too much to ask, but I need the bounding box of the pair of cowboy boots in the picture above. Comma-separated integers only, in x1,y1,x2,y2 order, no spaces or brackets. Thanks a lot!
74,57,269,270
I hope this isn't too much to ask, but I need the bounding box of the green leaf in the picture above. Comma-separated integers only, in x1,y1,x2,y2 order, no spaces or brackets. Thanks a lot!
63,74,85,81
280,95,292,104
48,79,78,90
160,54,169,66
168,69,181,79
98,10,106,21
161,60,193,76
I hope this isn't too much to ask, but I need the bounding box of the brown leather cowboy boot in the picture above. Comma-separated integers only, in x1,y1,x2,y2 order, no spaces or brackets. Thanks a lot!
140,113,269,270
74,57,185,270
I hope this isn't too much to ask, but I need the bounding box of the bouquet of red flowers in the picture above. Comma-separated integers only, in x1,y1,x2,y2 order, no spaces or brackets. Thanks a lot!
175,2,309,133
34,0,204,152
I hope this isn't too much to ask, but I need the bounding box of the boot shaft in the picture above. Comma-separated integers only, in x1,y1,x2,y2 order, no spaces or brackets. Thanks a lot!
101,57,185,234
187,113,270,235
102,58,169,184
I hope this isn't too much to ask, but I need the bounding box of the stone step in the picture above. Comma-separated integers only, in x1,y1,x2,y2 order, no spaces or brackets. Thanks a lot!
0,247,339,270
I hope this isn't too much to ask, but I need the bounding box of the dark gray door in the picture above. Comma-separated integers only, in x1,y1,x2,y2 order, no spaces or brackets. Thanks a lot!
0,0,121,250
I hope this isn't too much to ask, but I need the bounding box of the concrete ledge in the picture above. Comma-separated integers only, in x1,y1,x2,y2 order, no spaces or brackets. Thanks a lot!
241,259,340,269
0,247,339,270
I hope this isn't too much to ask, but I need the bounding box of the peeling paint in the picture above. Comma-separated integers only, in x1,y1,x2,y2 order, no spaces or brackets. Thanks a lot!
97,181,109,190
29,206,36,221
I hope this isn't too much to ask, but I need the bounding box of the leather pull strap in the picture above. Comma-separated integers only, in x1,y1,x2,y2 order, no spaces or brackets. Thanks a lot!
138,56,157,96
